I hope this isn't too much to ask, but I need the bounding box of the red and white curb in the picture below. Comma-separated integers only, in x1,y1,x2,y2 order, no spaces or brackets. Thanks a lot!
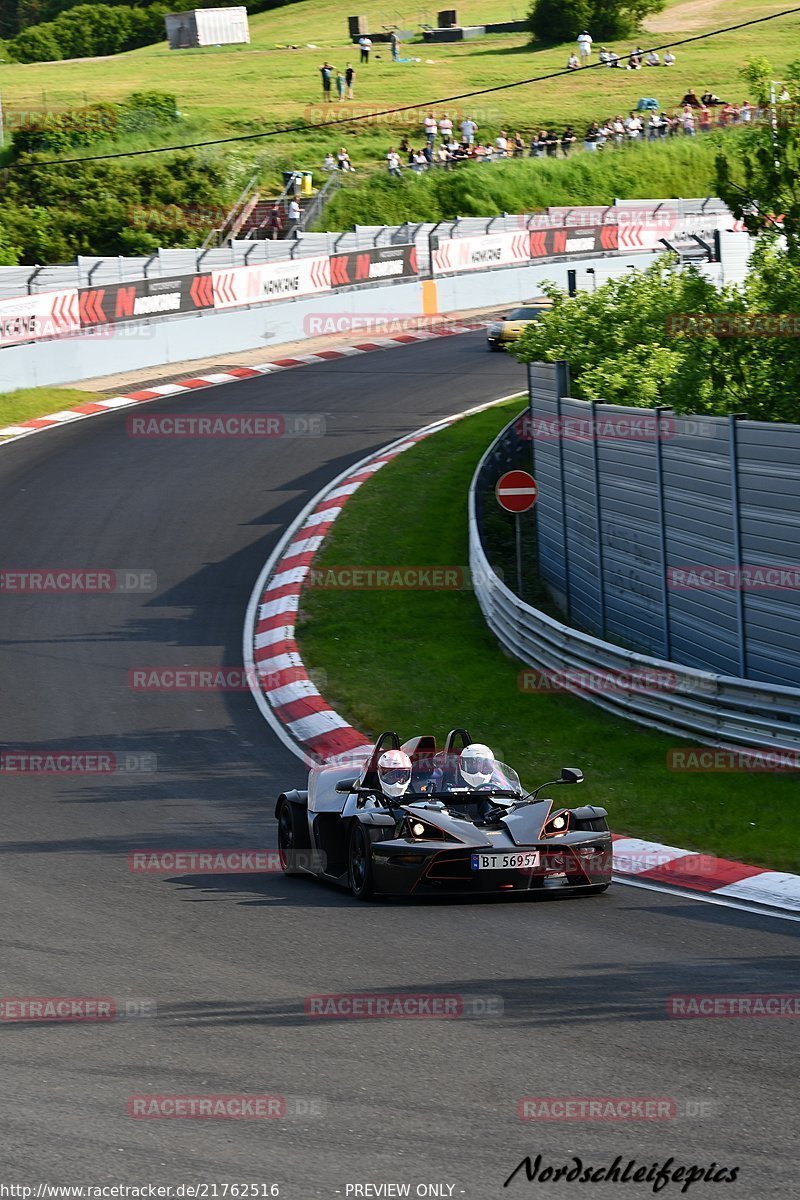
0,323,484,447
243,400,800,918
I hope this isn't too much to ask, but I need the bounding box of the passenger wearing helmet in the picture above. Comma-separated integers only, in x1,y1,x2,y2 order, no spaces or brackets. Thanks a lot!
377,749,412,802
459,743,496,789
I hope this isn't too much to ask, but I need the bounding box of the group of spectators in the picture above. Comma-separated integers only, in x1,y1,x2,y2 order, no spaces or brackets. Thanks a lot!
569,31,677,70
319,61,356,101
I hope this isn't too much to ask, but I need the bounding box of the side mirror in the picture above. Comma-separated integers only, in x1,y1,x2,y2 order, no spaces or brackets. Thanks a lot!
560,767,584,785
335,777,358,793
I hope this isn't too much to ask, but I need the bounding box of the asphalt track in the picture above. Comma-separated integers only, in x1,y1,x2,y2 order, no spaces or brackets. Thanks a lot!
0,333,797,1198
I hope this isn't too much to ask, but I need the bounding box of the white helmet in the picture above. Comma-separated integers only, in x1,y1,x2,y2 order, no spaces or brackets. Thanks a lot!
460,743,495,788
377,749,412,800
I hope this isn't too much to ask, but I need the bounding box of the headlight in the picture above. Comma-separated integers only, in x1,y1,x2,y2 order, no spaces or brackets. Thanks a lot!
405,817,446,840
542,811,571,837
411,821,427,838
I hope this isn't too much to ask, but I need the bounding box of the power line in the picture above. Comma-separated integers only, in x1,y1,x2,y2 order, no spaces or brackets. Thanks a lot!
16,5,800,167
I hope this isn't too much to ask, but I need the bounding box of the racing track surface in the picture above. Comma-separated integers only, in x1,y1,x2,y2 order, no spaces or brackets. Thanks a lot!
0,333,798,1198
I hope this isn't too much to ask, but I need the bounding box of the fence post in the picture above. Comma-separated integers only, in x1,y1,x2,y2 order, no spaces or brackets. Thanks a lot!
589,399,606,637
654,406,672,660
728,413,748,677
555,359,571,621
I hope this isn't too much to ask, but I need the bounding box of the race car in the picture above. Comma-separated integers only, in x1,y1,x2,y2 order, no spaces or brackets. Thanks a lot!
275,728,611,899
486,297,554,351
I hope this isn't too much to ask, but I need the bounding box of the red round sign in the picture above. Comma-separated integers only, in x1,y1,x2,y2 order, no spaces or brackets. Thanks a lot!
495,470,538,513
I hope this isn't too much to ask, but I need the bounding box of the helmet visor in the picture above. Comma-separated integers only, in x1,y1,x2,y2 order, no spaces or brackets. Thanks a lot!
463,756,493,777
380,768,411,787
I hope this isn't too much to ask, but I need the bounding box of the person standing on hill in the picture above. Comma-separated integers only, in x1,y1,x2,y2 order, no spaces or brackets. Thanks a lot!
359,34,372,63
319,62,333,101
336,70,346,100
345,63,355,98
577,30,592,62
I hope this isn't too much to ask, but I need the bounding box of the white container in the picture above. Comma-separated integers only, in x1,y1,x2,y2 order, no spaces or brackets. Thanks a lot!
165,7,250,49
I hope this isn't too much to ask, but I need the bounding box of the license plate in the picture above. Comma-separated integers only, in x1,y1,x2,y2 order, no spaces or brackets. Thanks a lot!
471,851,539,871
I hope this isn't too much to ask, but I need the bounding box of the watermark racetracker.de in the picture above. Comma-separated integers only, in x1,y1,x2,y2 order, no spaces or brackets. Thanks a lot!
0,569,156,593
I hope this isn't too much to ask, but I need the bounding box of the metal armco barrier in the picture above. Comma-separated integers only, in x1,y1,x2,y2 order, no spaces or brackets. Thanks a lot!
469,409,800,753
329,244,417,286
529,226,618,257
78,274,214,327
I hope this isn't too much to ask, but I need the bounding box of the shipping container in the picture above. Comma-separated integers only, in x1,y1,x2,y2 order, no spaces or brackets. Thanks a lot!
165,7,250,49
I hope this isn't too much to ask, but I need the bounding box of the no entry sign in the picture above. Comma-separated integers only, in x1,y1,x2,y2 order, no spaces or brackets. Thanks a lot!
496,470,538,513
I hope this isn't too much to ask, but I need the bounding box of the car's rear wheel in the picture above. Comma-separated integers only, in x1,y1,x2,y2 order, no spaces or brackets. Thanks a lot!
348,823,375,900
488,340,502,351
277,799,302,875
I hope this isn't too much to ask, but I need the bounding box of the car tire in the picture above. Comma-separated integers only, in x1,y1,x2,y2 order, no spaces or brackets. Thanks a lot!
347,822,375,900
488,341,502,352
277,799,304,875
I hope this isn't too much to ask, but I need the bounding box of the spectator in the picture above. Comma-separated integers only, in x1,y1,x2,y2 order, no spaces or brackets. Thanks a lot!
319,62,333,101
741,100,752,124
265,203,284,240
561,125,576,155
625,111,643,139
658,111,670,138
323,151,336,171
627,52,642,69
337,146,354,170
681,88,701,106
546,128,560,156
663,50,676,66
439,112,454,140
700,91,723,106
597,119,612,148
645,50,660,66
611,114,625,144
345,63,355,98
778,83,790,101
423,113,437,145
567,53,580,70
336,70,346,100
390,29,399,61
584,120,600,151
607,49,621,67
577,29,592,62
598,47,612,64
412,148,428,171
287,197,301,235
513,131,525,157
423,142,433,165
461,115,478,144
386,147,402,177
699,105,712,134
682,105,696,135
359,35,372,63
647,111,660,139
399,135,411,155
473,141,488,161
495,129,508,156
436,143,450,167
669,108,682,135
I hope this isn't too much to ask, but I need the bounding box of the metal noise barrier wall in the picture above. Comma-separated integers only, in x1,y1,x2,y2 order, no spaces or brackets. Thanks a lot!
469,401,800,754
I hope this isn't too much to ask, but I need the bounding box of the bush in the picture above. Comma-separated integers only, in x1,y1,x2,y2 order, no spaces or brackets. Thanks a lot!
9,92,178,156
527,0,665,43
8,2,169,62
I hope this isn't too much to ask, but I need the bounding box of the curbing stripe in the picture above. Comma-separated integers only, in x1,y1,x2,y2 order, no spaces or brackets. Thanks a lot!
242,390,800,916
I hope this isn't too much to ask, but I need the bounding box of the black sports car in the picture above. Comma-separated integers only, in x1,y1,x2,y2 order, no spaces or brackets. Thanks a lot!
275,729,612,899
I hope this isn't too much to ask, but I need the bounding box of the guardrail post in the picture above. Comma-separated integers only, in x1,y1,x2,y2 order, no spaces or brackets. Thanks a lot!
654,406,672,659
589,400,606,637
555,360,572,620
729,413,749,678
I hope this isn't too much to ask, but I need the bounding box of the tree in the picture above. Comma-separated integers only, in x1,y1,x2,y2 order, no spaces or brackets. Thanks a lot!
527,0,664,43
716,57,800,260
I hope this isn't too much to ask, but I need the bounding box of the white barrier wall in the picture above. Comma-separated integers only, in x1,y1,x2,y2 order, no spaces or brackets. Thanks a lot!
0,251,729,392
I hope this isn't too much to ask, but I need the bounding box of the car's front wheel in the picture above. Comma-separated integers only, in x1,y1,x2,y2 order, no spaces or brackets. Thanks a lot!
277,799,303,875
348,823,375,899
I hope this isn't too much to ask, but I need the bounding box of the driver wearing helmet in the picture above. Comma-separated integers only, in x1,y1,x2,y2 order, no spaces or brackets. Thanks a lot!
459,743,497,789
376,749,412,803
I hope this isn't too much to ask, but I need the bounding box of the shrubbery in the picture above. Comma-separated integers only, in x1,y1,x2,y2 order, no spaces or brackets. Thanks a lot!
10,91,179,155
527,0,665,42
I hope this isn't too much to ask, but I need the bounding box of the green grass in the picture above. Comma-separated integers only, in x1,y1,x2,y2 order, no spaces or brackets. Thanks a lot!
0,387,101,432
317,132,740,227
296,398,799,873
0,0,797,194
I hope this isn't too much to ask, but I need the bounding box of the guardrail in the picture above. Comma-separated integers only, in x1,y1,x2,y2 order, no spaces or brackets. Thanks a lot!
0,198,737,299
469,412,800,753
